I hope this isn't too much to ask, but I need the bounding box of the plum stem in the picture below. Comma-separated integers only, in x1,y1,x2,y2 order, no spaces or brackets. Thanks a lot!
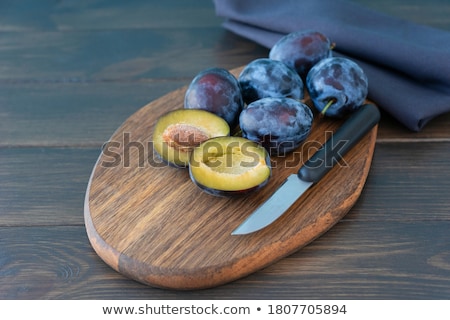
321,99,336,116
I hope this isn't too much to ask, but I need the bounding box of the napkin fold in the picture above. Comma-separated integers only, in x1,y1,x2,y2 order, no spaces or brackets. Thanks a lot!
214,0,450,131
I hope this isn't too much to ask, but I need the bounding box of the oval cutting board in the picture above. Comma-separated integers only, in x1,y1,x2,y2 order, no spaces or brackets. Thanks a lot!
84,67,378,290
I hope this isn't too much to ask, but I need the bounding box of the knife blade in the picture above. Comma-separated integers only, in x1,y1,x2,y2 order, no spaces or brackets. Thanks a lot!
231,103,380,235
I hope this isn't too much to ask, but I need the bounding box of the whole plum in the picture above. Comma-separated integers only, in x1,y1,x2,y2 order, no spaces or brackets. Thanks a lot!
238,58,304,104
239,97,313,156
269,30,333,80
306,57,368,117
184,67,243,127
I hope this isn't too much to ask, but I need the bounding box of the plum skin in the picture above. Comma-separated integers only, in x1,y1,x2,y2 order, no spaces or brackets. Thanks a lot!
269,30,333,80
238,58,304,104
239,97,314,156
184,67,243,128
306,57,368,117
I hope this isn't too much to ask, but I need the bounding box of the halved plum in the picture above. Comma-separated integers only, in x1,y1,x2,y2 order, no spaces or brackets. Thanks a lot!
189,136,271,196
153,109,230,167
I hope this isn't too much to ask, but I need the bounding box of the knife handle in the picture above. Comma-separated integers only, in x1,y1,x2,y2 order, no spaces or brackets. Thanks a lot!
297,103,380,183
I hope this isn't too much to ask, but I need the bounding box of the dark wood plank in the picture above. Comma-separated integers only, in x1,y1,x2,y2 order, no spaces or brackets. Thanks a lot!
0,28,267,82
0,0,220,32
0,82,187,146
2,0,448,32
51,0,221,31
1,221,449,299
0,148,98,227
349,142,450,221
252,219,450,299
2,80,450,149
1,143,449,227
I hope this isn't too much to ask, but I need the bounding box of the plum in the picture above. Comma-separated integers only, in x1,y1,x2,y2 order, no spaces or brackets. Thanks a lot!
153,109,230,167
189,136,271,196
239,97,314,156
306,57,368,117
184,67,243,128
238,58,304,104
269,30,333,80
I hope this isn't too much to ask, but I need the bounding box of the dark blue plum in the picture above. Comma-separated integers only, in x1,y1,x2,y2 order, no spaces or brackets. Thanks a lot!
184,67,243,127
269,30,333,80
238,58,304,105
306,57,368,117
239,97,313,156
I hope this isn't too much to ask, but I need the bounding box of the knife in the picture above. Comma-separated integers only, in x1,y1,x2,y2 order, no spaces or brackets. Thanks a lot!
231,103,380,235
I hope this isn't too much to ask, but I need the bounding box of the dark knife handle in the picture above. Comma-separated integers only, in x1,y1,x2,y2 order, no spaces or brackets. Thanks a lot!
297,103,380,183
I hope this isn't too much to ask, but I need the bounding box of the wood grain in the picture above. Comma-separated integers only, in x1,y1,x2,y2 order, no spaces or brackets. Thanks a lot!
0,0,222,32
0,148,97,227
2,0,450,299
2,221,450,299
84,67,378,289
0,82,186,147
0,28,266,82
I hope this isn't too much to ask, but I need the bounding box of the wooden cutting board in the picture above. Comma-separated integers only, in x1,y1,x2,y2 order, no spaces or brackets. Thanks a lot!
84,66,378,290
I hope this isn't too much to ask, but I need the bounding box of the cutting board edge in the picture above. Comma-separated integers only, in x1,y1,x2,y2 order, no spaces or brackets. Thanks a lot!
83,125,378,290
84,161,122,272
83,63,380,290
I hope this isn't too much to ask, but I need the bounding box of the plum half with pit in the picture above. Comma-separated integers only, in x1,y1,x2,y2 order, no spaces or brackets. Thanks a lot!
238,58,304,104
306,57,368,117
189,136,271,196
184,67,244,128
239,97,314,156
269,30,333,80
152,109,230,167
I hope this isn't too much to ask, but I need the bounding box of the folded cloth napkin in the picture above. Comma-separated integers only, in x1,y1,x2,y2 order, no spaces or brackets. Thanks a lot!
214,0,450,131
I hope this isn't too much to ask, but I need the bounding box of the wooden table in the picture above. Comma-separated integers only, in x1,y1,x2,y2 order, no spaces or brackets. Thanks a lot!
1,0,450,299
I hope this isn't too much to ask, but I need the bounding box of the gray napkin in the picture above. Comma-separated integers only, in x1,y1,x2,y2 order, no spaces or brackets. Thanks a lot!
214,0,450,131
